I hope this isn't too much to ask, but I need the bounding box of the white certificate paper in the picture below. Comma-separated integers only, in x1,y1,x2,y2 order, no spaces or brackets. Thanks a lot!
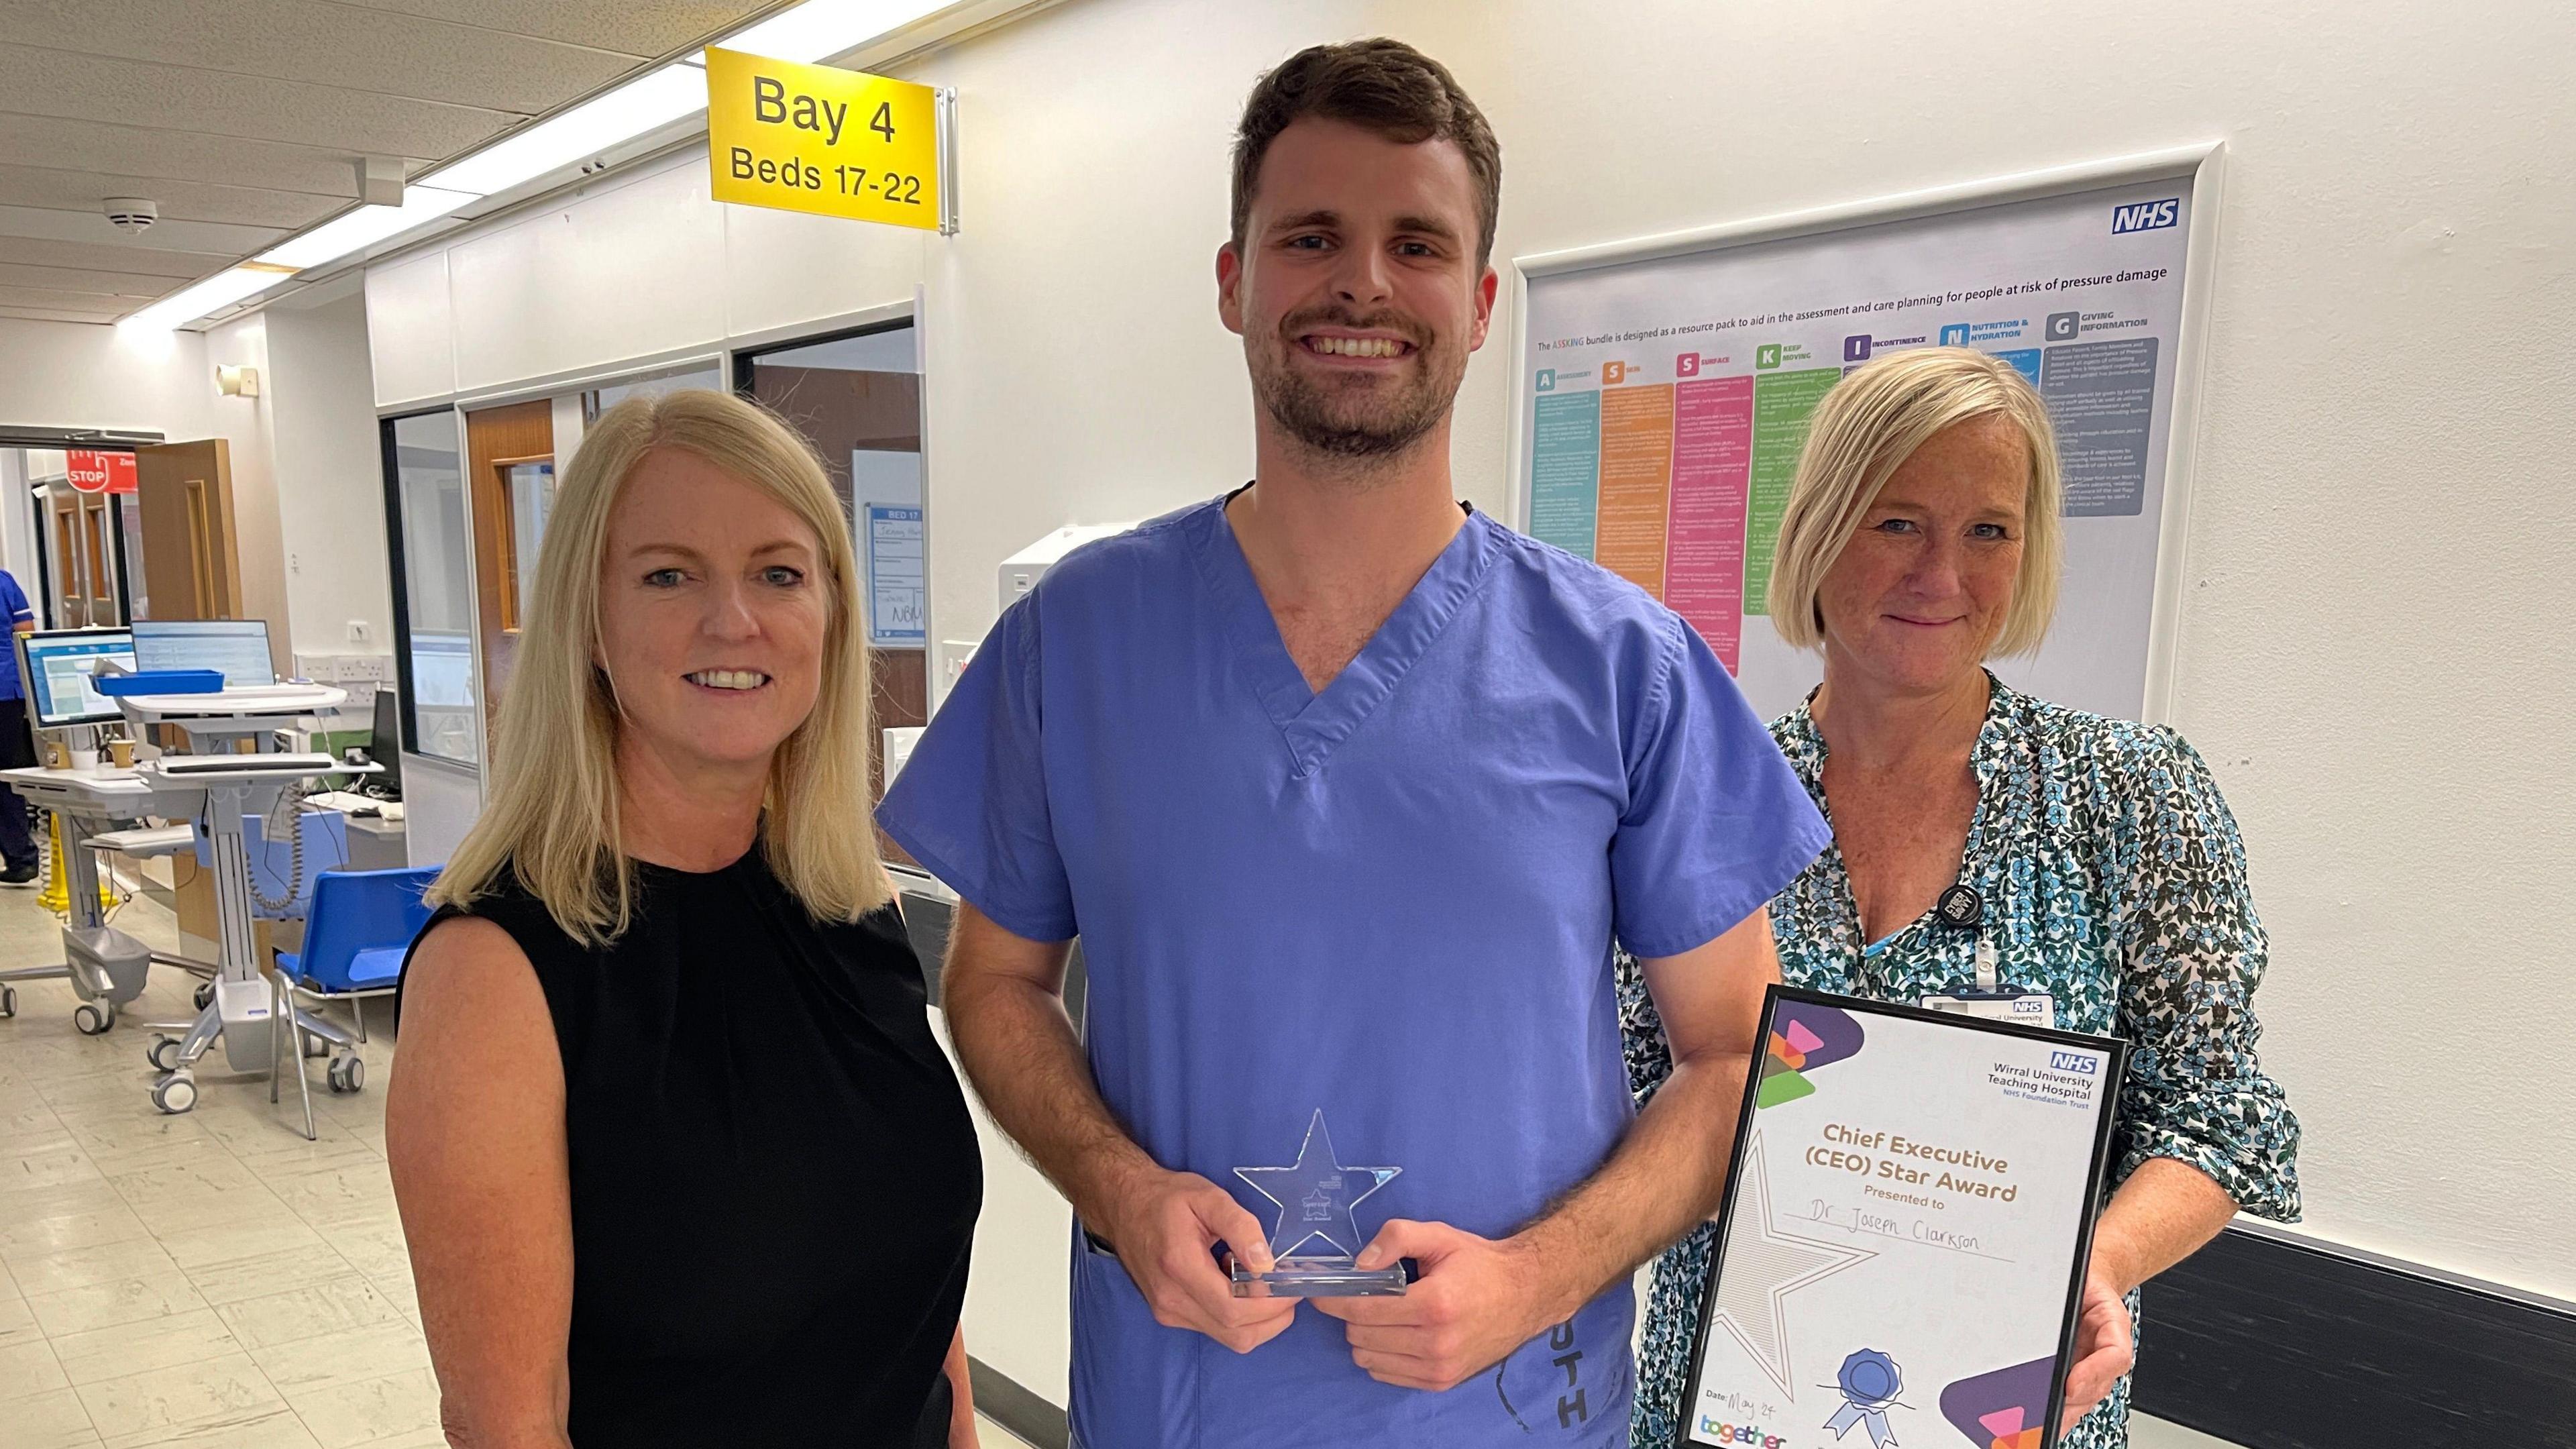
1682,988,2127,1449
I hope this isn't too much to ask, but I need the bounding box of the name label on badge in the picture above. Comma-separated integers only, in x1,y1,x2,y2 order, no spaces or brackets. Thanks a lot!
1921,992,2056,1030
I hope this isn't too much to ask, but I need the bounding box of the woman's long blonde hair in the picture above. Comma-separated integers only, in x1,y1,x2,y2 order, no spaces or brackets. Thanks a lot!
427,389,890,945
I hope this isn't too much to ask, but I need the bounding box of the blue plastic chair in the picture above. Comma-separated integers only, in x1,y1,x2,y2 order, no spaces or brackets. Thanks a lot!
272,865,439,1048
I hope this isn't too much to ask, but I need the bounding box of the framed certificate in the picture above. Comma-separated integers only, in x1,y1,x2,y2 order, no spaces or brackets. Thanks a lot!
1676,987,2129,1449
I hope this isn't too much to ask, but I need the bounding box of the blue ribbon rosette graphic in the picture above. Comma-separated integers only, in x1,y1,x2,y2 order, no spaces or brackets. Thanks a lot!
1824,1348,1904,1447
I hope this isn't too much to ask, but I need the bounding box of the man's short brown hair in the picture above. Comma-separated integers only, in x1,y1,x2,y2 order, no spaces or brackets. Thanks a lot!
1231,39,1502,269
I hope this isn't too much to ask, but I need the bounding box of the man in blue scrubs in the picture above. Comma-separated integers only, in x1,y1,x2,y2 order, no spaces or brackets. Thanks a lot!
879,39,1829,1447
0,569,40,883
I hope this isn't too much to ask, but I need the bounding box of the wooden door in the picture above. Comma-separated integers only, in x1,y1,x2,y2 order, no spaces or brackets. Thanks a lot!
133,440,243,620
77,492,119,625
46,486,86,627
463,400,553,712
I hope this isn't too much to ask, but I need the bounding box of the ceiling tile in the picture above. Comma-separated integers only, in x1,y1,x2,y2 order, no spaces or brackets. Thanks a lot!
0,303,129,323
329,0,776,57
0,0,651,114
0,202,285,256
0,46,517,157
0,260,174,297
0,165,343,229
0,114,397,199
0,235,236,277
0,282,162,313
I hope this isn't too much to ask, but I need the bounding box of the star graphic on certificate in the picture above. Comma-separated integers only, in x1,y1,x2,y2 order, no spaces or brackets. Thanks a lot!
1234,1110,1401,1260
1710,1132,1876,1396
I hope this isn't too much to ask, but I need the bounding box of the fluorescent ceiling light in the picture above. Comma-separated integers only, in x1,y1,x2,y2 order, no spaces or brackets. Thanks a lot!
421,62,708,197
720,0,948,64
420,0,948,197
119,264,297,332
140,0,951,326
255,186,481,271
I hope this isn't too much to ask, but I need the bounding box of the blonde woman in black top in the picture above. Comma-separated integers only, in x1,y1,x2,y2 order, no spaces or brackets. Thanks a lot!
388,390,982,1448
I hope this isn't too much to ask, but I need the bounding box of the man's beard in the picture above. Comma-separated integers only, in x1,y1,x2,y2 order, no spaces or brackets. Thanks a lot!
1249,311,1462,462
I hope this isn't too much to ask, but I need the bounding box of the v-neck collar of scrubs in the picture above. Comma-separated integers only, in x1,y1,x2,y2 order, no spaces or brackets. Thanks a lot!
1784,670,2017,981
1187,491,1497,780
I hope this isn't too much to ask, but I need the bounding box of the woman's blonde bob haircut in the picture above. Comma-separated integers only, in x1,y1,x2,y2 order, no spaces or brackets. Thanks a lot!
1766,346,2064,657
427,389,889,945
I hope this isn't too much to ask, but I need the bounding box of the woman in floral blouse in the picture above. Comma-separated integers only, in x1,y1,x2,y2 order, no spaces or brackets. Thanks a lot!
1622,347,2300,1449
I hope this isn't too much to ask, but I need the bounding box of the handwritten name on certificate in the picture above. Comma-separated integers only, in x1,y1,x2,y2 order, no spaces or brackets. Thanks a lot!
1682,989,2127,1449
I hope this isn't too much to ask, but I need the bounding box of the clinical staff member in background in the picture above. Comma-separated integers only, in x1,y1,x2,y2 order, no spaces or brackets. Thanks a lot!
0,568,40,885
879,40,1828,1448
388,392,982,1448
1622,348,2302,1448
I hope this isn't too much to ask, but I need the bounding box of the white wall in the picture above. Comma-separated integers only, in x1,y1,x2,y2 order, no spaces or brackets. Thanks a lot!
354,0,2576,1334
0,449,35,596
0,314,292,662
0,315,215,439
0,305,394,682
366,152,932,409
1450,0,2576,1303
266,283,397,664
197,313,295,676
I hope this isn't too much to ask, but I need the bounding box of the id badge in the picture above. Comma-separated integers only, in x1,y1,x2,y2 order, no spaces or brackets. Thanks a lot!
1921,991,2056,1030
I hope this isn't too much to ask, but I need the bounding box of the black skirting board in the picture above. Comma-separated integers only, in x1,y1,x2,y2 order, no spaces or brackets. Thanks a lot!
2136,1226,2576,1448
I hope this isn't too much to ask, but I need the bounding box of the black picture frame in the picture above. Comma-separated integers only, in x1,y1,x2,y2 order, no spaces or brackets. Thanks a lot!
1670,983,2131,1448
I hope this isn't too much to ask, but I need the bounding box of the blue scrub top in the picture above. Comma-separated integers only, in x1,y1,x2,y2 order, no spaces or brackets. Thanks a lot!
879,496,1827,1448
0,571,31,700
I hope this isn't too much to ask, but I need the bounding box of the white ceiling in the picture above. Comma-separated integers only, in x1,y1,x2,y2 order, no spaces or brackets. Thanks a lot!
0,0,784,324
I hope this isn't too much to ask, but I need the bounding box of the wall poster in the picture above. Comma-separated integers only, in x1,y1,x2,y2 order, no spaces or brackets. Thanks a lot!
1515,160,2210,722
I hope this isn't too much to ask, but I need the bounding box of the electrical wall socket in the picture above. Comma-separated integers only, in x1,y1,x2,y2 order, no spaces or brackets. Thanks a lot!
936,639,979,705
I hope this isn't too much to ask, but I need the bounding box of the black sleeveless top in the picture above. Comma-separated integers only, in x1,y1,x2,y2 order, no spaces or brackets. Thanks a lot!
400,851,981,1448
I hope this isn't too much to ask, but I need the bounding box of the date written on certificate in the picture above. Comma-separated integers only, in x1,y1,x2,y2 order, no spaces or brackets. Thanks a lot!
706,47,943,230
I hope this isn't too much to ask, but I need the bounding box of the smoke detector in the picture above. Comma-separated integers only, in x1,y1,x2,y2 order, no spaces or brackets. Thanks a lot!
103,197,158,233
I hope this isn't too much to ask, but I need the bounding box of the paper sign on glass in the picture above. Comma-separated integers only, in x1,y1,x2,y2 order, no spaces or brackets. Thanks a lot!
1676,987,2127,1449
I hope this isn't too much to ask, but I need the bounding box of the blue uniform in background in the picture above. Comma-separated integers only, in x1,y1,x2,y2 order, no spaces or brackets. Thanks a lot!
879,496,1828,1448
0,570,40,871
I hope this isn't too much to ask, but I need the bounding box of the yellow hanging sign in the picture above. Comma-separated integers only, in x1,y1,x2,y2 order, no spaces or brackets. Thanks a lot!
705,47,952,233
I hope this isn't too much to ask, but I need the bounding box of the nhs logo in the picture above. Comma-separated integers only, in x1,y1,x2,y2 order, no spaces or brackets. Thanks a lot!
2110,199,2180,235
2049,1051,2100,1075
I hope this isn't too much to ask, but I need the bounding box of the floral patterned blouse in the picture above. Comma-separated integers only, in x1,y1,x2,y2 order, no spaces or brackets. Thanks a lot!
1619,676,2301,1449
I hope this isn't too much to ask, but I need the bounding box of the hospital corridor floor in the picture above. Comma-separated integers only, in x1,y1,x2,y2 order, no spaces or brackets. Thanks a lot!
0,883,1034,1449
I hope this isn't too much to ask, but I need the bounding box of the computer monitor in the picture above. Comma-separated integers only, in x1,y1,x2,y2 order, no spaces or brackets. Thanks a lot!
132,619,276,686
365,687,403,800
19,629,138,729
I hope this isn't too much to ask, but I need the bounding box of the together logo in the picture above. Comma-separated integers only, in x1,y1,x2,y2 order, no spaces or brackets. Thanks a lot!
2110,198,2180,234
2049,1051,2100,1075
1698,1417,1786,1448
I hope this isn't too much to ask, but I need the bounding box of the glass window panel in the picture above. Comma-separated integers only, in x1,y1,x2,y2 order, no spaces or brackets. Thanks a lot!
389,411,480,767
504,460,554,630
738,321,926,826
584,364,724,425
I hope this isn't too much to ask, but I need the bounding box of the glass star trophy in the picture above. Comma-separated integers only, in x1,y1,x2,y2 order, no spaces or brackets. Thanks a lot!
1229,1109,1408,1297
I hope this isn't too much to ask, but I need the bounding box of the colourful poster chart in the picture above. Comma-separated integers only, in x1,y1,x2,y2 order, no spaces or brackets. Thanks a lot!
1520,180,2195,722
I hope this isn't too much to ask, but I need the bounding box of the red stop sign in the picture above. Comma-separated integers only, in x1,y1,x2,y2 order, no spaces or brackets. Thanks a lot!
64,450,138,494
